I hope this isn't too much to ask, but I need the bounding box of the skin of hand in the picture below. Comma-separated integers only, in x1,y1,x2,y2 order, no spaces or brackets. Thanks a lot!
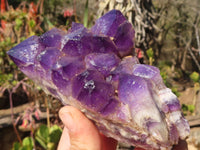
58,106,188,150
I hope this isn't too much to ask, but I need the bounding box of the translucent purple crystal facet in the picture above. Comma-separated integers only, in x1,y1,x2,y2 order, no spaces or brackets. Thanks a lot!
39,28,64,48
91,9,126,37
7,36,43,66
7,10,189,150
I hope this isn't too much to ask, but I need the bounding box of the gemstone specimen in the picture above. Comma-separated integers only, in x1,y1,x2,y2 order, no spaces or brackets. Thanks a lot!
7,10,189,150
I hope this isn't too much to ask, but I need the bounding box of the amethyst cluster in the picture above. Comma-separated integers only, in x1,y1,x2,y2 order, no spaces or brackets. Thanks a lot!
8,10,189,149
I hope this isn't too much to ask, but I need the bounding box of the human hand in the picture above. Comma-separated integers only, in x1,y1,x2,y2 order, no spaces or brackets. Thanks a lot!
58,106,188,150
57,106,117,150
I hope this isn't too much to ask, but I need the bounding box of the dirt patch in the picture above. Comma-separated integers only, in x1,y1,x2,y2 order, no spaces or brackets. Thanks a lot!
179,87,196,105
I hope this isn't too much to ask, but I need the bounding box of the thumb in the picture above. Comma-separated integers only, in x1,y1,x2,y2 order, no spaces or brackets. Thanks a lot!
57,106,102,150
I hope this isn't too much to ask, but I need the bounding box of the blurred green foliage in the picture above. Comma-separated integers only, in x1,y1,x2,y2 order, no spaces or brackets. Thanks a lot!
12,137,34,150
190,71,200,83
146,48,154,58
0,1,66,149
35,124,62,150
0,37,18,88
182,104,195,116
146,48,154,65
12,125,62,150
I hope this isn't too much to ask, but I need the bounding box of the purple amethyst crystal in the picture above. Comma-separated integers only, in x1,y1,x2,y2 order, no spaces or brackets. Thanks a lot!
85,53,120,76
91,9,134,57
91,9,126,37
7,10,189,149
39,28,64,48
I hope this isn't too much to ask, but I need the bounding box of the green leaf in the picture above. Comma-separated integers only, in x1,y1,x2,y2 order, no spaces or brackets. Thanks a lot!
22,137,34,148
35,136,47,149
20,145,32,150
181,104,188,111
15,18,23,30
190,72,200,83
160,71,167,84
146,48,154,58
15,18,23,26
171,87,180,97
188,105,195,113
36,124,49,141
35,124,50,149
49,125,62,143
12,142,21,150
0,73,14,86
29,19,36,28
47,142,55,150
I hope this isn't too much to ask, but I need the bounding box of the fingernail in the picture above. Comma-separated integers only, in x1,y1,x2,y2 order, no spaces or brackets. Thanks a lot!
60,111,76,133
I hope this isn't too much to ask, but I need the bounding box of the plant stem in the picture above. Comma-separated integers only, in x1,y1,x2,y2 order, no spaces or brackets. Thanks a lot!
45,97,50,129
149,57,153,66
30,124,36,150
73,0,78,22
83,0,89,28
8,89,22,144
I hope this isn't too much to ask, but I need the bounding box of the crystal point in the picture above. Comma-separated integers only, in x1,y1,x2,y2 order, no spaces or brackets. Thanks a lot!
91,9,126,37
7,36,42,66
